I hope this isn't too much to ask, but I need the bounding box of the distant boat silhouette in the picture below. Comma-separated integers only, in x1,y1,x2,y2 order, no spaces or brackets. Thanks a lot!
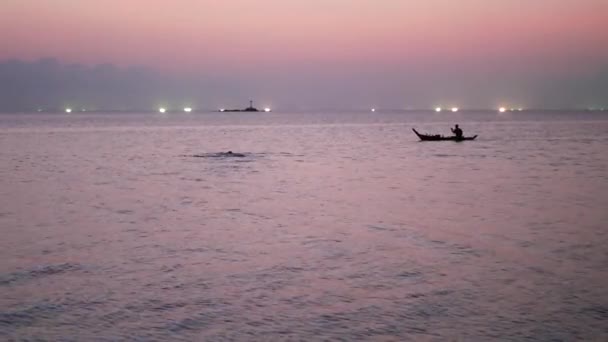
220,100,259,112
412,128,478,141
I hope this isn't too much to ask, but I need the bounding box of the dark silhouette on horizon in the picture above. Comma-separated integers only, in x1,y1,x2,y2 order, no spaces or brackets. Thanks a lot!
220,100,259,112
412,127,477,141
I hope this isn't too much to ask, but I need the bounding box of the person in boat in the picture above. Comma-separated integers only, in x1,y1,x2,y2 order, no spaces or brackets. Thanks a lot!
451,124,463,138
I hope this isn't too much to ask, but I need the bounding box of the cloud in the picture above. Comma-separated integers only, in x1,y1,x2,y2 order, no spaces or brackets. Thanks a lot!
1,58,607,111
0,58,233,111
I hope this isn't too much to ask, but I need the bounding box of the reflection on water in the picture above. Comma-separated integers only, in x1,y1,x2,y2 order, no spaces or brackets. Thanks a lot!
1,111,607,340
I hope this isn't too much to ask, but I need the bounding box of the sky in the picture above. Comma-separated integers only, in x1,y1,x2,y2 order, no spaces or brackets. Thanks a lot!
1,0,607,110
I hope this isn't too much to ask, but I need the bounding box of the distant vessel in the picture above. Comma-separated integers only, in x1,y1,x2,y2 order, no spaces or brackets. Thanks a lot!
412,128,478,141
220,100,259,112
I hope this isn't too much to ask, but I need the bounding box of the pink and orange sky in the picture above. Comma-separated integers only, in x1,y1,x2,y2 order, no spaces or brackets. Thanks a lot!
1,0,608,109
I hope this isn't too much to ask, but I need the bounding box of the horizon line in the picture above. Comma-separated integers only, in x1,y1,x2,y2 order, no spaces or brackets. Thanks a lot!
1,107,607,114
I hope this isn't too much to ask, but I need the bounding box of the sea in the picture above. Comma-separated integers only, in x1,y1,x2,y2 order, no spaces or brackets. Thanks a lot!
1,110,607,341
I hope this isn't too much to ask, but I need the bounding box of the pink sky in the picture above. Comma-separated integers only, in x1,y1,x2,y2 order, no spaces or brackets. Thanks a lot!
2,0,607,73
1,0,607,109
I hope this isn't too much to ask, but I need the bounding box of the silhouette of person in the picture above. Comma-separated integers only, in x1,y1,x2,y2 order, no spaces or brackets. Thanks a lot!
451,124,463,138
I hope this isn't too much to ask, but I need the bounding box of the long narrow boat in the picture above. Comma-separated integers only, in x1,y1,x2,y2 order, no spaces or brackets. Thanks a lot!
412,128,477,141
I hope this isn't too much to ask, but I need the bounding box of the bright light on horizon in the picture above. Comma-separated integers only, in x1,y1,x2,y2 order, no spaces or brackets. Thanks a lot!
159,107,167,113
451,107,459,112
264,107,271,112
435,107,442,112
184,107,192,112
219,108,225,112
65,108,72,113
371,108,376,112
499,107,507,113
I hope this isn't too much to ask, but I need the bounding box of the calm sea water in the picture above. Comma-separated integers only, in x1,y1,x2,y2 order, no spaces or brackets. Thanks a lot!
1,111,607,341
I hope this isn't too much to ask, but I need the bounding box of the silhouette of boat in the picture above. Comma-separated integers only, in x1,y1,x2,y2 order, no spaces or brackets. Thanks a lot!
220,100,259,112
412,128,477,141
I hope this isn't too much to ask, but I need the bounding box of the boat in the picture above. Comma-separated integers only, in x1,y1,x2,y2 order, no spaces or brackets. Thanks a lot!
220,100,259,112
412,128,477,141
